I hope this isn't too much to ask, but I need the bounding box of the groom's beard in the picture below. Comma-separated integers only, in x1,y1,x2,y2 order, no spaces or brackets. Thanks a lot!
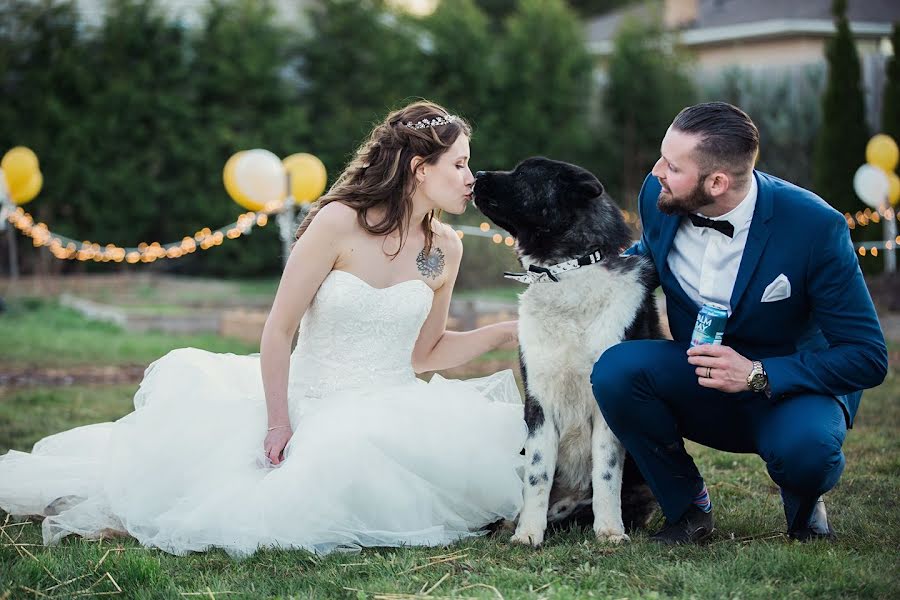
657,178,715,216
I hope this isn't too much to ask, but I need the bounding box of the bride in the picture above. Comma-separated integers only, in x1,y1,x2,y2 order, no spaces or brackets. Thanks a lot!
0,101,527,557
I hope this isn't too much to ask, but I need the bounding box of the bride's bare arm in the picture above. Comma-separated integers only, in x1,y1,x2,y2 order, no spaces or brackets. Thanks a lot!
411,224,517,374
259,204,347,464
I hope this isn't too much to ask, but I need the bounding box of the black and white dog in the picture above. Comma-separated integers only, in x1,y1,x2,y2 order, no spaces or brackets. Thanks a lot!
474,157,659,546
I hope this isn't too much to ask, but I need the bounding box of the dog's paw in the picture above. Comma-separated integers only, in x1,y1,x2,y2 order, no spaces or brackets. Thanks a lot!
511,525,545,547
594,527,630,544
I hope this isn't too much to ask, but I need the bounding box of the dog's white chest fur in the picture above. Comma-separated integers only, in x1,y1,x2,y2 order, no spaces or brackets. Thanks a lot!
519,265,647,385
511,262,649,546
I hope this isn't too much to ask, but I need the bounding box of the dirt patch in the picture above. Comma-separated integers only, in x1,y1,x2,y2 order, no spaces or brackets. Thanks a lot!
0,364,147,388
0,360,523,390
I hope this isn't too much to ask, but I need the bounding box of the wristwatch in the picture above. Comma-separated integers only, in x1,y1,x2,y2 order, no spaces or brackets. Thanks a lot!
747,360,769,393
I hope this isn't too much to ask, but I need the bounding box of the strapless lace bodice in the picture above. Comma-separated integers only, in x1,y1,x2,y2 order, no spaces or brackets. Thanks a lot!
288,270,434,399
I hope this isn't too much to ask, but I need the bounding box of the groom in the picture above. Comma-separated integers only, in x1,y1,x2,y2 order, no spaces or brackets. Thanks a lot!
591,102,888,543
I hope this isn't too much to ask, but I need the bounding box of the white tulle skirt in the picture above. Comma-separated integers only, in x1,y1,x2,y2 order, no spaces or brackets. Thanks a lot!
0,348,526,557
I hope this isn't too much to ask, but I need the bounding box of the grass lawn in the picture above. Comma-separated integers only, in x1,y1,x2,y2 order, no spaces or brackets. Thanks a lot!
0,298,259,367
1,302,898,598
454,287,520,303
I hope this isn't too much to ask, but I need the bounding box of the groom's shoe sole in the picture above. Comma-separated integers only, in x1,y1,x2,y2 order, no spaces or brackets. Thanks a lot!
650,525,715,545
787,527,837,542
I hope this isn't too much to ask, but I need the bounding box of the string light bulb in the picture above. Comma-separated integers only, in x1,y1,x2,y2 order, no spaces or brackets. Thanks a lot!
2,204,277,263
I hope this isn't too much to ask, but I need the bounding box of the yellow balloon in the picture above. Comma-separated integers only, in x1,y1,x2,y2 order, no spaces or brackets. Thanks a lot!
888,172,900,207
283,153,327,204
1,146,40,194
11,170,42,205
866,134,899,172
223,151,265,212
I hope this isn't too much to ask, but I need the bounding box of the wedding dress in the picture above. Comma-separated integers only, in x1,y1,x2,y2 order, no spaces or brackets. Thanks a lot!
0,269,526,557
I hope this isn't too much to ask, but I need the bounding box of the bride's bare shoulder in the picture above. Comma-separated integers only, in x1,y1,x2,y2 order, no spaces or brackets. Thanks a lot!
432,220,463,257
308,202,358,234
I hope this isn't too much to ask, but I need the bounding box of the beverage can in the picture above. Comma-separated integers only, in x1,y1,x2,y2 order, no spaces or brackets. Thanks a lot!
690,302,728,347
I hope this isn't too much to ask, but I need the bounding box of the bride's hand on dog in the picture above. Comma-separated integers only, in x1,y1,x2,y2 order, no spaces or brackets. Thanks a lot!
263,428,293,466
687,344,753,393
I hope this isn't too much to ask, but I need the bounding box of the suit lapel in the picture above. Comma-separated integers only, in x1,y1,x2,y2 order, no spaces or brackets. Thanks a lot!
656,216,680,271
730,171,773,313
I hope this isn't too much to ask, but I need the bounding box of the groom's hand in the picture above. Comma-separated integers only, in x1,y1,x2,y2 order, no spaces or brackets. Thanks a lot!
687,344,753,393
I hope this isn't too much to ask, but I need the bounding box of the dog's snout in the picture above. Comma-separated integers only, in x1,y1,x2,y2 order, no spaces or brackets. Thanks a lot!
475,171,486,178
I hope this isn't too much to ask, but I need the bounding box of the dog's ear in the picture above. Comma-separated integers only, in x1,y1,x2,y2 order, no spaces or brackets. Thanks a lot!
563,170,604,200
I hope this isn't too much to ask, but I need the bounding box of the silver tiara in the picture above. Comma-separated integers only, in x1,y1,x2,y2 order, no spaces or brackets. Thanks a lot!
403,115,457,130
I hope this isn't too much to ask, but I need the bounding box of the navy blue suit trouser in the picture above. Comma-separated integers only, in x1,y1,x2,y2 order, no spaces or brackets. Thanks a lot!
591,340,847,531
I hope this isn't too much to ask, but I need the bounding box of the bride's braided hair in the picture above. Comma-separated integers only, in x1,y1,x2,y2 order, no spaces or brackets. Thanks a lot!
295,100,471,258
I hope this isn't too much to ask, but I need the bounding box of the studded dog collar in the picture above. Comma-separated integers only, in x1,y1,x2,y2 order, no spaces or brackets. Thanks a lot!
504,249,604,284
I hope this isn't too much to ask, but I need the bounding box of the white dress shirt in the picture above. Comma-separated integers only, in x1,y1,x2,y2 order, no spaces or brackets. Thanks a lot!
666,176,758,316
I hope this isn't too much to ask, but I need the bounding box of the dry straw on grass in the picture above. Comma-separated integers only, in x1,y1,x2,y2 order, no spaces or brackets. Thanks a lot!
2,514,128,598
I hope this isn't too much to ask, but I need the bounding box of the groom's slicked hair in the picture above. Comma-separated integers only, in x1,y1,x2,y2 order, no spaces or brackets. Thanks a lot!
671,102,759,187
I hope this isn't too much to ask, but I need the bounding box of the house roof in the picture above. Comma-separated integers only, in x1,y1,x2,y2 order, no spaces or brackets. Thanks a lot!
587,0,900,53
691,0,900,29
586,1,661,44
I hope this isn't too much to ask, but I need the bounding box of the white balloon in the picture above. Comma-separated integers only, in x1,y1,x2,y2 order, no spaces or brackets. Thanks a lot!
234,149,286,207
853,164,889,209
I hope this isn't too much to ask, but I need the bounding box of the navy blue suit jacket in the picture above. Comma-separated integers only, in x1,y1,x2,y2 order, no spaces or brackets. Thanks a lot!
629,171,888,426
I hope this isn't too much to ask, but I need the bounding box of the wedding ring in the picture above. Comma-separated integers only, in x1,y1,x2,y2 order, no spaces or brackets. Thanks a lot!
705,367,712,378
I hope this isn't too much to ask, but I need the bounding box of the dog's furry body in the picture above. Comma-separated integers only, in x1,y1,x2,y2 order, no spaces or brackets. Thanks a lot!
474,157,660,545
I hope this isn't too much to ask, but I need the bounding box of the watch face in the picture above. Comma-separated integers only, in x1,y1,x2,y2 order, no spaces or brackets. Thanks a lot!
750,373,766,391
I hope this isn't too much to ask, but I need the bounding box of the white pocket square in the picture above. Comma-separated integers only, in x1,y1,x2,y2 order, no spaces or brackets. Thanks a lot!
761,274,791,302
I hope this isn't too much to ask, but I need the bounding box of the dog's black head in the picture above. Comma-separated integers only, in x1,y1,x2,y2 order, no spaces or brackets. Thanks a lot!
473,157,631,264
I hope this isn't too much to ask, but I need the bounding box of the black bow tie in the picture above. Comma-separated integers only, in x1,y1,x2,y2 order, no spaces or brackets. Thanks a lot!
688,213,734,238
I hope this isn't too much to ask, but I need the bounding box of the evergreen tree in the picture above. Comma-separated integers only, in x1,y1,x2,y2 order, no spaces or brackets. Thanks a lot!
882,22,900,145
812,0,869,215
0,0,309,277
474,0,638,23
603,14,694,209
0,0,94,274
300,0,428,177
492,0,595,169
176,0,310,277
703,65,825,192
70,0,195,253
472,0,516,21
567,0,636,17
422,0,522,288
421,0,497,168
